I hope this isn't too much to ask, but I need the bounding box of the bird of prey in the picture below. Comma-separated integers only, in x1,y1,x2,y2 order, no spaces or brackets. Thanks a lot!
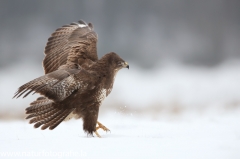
13,20,129,137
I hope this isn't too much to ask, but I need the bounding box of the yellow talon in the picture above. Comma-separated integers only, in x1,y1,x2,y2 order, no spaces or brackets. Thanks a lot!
94,121,110,137
94,131,101,138
96,121,110,132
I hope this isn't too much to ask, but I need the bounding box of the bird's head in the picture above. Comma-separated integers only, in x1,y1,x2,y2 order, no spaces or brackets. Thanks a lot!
105,52,129,71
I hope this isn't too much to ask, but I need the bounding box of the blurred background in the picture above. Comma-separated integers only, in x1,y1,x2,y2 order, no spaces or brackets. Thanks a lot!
1,0,240,119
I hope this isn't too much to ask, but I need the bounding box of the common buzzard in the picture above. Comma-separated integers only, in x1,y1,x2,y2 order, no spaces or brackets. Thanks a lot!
13,20,129,137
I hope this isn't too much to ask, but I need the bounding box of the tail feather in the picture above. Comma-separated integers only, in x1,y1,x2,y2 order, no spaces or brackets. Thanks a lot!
40,110,67,129
26,104,53,114
41,109,73,130
29,108,58,124
26,97,53,113
28,96,51,106
35,109,73,130
26,106,55,119
26,97,73,130
49,109,73,130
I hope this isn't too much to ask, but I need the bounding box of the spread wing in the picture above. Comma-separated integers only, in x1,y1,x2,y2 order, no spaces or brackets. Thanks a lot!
43,20,98,74
13,64,98,102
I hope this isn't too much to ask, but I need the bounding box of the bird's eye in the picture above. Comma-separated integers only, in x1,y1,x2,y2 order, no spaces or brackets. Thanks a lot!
118,61,123,66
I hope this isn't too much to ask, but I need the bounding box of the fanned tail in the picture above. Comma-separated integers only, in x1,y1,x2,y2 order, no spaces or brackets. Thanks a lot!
26,97,74,130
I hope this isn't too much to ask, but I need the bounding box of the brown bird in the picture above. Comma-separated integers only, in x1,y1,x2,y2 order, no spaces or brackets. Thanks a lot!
13,20,129,137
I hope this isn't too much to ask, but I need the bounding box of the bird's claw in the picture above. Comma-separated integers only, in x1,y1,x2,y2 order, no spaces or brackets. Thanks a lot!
96,121,110,132
94,131,101,138
94,121,110,138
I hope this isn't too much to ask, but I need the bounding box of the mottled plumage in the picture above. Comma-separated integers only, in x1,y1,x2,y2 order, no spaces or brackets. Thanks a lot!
43,20,98,73
13,20,129,137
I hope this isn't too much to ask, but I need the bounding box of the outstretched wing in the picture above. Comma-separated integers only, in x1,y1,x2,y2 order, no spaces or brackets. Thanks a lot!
43,20,98,74
14,68,93,102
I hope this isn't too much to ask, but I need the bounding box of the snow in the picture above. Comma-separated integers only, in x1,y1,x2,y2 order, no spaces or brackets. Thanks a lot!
1,112,240,159
112,60,240,110
1,60,240,158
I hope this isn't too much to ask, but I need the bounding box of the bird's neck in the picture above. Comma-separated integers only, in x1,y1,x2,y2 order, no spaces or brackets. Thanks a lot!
89,57,117,90
90,55,112,75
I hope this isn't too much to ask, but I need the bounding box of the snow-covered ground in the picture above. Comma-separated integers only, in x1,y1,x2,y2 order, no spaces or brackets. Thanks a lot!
1,60,240,158
1,112,240,159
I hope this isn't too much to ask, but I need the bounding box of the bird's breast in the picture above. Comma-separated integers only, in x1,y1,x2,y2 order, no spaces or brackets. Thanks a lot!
96,88,107,106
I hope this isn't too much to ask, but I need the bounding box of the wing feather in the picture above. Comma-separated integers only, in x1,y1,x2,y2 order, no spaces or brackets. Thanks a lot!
43,20,98,74
13,67,81,102
13,63,98,102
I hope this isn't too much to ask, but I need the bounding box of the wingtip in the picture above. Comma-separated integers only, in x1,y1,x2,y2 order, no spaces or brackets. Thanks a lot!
13,93,21,99
88,23,94,30
78,20,88,25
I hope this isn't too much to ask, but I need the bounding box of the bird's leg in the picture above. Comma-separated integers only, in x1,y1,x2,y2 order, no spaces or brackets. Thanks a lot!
94,130,101,138
93,122,110,138
96,121,110,132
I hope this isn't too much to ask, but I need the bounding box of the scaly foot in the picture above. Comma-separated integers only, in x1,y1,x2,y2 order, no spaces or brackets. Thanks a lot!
94,130,101,138
94,121,110,137
96,121,110,132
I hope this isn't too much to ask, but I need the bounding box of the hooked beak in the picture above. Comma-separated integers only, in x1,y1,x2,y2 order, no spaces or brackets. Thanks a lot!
124,62,129,69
